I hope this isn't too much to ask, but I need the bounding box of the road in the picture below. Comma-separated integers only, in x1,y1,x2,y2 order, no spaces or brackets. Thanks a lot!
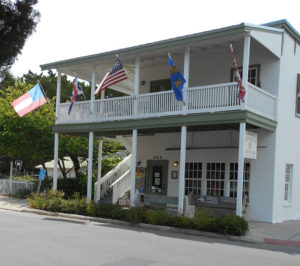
0,209,299,266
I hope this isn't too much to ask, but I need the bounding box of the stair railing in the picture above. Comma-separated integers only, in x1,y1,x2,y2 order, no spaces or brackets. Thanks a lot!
94,154,131,203
110,169,131,204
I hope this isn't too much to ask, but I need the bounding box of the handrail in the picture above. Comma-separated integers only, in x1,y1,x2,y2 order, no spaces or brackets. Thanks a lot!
247,83,277,99
110,169,131,187
100,154,131,184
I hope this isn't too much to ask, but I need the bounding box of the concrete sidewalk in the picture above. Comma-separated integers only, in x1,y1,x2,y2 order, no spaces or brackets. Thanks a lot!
1,195,300,247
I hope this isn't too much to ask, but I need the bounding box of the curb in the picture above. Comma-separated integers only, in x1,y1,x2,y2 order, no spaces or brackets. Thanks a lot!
15,207,260,244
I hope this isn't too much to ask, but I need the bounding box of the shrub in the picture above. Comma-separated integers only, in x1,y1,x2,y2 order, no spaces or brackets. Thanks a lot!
128,207,145,224
15,187,35,199
215,214,248,236
193,209,216,231
144,209,169,226
86,202,96,217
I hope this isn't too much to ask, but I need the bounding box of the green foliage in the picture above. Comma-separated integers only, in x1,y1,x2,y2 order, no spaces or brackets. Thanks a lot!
214,214,248,236
0,0,40,68
128,207,145,224
15,187,35,199
28,191,248,236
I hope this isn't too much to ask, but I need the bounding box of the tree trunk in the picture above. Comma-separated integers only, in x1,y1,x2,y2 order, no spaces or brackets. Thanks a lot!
69,154,80,178
57,158,67,179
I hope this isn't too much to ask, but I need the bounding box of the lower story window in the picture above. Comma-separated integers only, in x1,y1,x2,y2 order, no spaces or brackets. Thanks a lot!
206,163,225,197
229,163,250,200
185,162,202,196
284,164,293,203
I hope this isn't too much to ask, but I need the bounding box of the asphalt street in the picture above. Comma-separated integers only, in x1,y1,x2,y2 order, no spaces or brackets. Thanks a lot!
0,209,300,266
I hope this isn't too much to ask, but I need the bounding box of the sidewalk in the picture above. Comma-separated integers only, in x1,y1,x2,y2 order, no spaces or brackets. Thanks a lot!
1,195,300,247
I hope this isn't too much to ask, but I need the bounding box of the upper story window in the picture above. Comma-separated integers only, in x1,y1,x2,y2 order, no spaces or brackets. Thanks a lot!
296,74,300,116
231,64,260,87
150,79,171,93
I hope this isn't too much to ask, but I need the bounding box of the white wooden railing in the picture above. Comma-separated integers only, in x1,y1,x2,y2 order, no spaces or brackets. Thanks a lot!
247,83,276,120
110,169,131,204
94,154,131,203
57,82,277,123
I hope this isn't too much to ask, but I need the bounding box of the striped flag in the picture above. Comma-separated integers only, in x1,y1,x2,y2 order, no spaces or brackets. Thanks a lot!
11,83,47,117
230,44,246,100
94,58,127,96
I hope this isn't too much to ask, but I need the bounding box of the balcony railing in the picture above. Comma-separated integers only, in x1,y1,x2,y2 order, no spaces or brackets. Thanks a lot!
56,82,276,124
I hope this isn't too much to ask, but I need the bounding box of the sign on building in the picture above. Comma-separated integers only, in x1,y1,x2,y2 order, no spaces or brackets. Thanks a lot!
244,131,257,159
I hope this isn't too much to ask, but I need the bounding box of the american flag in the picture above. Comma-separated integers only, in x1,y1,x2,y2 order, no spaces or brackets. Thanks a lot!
230,44,246,100
94,58,127,96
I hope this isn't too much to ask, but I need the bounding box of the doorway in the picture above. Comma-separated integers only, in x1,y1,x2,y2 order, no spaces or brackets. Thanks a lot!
146,160,168,195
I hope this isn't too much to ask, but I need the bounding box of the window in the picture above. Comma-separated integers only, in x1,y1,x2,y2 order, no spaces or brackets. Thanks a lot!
229,163,250,200
296,74,300,116
284,164,293,203
185,162,202,196
231,65,260,87
206,163,225,197
150,79,171,93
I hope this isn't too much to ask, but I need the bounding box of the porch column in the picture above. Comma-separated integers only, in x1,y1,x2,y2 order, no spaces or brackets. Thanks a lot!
90,67,96,120
87,131,94,202
178,125,187,215
130,129,137,207
96,138,103,199
53,132,59,190
183,47,190,114
53,69,61,190
242,35,251,108
236,122,246,216
134,55,140,117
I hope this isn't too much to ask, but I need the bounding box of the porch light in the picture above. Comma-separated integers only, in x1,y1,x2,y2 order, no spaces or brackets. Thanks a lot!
173,161,179,167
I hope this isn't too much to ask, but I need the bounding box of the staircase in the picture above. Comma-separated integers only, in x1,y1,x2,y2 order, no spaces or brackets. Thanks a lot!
94,154,131,204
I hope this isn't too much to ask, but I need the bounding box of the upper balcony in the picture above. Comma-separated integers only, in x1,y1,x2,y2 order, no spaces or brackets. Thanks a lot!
41,22,283,133
56,82,276,125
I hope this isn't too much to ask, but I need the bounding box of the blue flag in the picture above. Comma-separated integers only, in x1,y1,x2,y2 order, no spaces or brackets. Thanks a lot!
168,55,186,101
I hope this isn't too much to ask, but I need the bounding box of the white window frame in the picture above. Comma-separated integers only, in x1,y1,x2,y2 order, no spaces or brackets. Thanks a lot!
229,162,250,201
232,65,260,87
284,164,293,204
206,162,225,197
185,162,202,196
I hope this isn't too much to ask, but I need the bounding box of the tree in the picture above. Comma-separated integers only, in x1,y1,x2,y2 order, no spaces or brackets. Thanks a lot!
0,0,40,73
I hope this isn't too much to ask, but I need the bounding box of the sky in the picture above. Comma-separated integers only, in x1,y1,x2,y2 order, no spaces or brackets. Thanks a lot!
10,0,300,78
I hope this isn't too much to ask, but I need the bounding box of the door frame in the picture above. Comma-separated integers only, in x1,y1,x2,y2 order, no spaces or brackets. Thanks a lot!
146,160,169,195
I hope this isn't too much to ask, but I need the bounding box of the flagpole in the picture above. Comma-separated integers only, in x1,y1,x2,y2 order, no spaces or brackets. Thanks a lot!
38,80,55,115
74,73,87,101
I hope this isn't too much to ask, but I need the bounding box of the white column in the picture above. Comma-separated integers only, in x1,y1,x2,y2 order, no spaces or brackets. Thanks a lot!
87,131,94,202
134,56,140,117
90,67,96,120
242,35,251,109
183,47,190,114
53,132,59,190
236,122,246,216
97,139,103,183
201,162,207,196
56,70,61,120
130,129,137,207
178,126,187,215
53,70,61,191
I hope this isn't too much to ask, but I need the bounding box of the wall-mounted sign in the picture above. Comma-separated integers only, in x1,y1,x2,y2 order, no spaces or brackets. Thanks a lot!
244,131,257,159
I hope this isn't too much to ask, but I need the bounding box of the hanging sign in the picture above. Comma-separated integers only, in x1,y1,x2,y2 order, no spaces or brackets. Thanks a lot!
244,131,257,159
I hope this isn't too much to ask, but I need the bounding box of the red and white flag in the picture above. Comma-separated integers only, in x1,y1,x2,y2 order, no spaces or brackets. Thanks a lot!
230,44,246,100
94,58,127,96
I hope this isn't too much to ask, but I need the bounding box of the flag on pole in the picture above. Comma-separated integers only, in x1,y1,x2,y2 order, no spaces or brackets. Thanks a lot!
230,44,246,100
168,54,185,101
68,76,82,114
11,83,47,117
94,58,127,96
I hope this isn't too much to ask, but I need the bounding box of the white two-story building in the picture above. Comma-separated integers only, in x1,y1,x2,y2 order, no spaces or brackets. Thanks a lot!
41,19,300,223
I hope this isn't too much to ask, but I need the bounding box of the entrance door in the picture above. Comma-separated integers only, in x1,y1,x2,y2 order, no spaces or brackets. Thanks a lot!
146,160,168,195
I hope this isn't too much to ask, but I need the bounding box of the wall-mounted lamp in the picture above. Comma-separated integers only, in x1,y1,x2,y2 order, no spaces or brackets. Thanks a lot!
173,161,179,167
137,161,141,166
141,80,146,86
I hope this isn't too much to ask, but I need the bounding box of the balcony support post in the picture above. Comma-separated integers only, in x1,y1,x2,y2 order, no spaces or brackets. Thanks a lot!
236,122,246,217
130,129,138,207
242,35,251,109
183,47,190,114
178,125,187,215
96,138,103,202
53,69,61,191
134,55,140,117
87,131,94,202
90,67,96,120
